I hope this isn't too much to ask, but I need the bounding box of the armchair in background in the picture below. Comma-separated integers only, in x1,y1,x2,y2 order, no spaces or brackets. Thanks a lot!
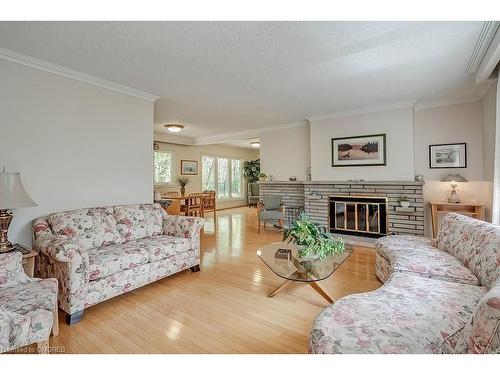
257,196,284,234
247,182,260,206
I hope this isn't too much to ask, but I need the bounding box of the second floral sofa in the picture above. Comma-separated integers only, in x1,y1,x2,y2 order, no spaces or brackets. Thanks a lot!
32,203,204,324
309,213,500,354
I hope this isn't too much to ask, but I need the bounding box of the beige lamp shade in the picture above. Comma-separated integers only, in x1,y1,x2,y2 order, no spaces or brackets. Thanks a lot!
0,172,37,209
440,174,469,183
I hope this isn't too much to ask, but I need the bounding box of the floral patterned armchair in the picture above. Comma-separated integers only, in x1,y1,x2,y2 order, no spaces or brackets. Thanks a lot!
0,251,58,353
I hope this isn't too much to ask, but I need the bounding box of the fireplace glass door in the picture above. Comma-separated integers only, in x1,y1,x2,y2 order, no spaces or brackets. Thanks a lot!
368,204,380,233
330,196,387,238
335,203,345,229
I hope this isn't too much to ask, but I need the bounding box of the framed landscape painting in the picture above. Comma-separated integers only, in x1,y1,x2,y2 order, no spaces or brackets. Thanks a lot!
429,143,466,169
331,134,386,167
181,160,198,175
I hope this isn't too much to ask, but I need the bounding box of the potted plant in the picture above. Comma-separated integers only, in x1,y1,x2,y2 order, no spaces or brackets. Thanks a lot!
283,213,344,259
243,159,260,183
258,172,267,182
399,196,410,208
176,176,191,196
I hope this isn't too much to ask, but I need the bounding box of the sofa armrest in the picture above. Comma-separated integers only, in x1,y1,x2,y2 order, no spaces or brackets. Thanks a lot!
33,234,86,264
163,215,205,239
0,252,30,287
33,234,89,315
459,280,500,353
0,306,30,353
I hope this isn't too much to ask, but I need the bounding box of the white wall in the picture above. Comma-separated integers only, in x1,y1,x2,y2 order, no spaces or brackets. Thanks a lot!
0,60,154,247
309,106,415,181
260,125,310,181
153,134,259,209
414,101,484,181
414,100,493,228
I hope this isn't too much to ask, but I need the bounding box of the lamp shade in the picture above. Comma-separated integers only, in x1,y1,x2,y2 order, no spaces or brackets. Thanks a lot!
440,174,469,183
0,172,37,209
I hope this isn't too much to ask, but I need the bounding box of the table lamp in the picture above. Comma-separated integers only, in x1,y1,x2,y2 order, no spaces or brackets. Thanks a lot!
0,168,37,253
440,174,468,204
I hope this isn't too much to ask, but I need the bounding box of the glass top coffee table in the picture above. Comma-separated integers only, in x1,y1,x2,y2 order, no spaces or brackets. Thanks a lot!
257,242,352,303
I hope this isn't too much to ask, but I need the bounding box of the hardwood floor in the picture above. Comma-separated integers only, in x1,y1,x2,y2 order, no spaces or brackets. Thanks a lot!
45,207,381,353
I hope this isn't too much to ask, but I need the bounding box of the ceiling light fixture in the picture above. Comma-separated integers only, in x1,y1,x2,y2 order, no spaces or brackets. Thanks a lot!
165,124,185,133
251,141,260,148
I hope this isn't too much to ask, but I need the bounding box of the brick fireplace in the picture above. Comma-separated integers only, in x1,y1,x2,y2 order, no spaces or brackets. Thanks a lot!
259,180,424,237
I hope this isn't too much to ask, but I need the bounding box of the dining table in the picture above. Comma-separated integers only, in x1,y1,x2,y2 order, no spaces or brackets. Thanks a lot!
155,195,189,215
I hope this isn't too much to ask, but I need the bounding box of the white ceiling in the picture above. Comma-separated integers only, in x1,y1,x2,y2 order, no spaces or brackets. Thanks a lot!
0,21,490,140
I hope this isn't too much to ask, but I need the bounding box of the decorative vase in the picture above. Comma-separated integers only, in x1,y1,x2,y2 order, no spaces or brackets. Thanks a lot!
180,187,186,196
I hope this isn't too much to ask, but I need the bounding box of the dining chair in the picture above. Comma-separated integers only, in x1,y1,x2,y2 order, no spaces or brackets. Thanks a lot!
202,190,217,222
257,195,284,233
181,193,204,217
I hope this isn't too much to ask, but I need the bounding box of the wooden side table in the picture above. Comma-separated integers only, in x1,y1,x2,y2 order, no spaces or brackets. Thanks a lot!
430,201,485,238
14,244,38,277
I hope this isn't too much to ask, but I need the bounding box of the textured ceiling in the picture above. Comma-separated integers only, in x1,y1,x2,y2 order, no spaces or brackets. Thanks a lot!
0,21,488,138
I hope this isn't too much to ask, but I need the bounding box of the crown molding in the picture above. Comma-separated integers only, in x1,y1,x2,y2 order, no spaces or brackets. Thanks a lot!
307,101,415,122
193,120,308,145
414,96,481,110
0,47,160,102
153,131,194,145
466,21,499,74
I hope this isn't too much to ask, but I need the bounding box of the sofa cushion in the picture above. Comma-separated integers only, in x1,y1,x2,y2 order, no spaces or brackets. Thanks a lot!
113,204,165,242
438,213,500,288
377,235,479,285
87,243,149,281
309,273,486,354
133,236,191,262
0,278,58,317
48,207,122,251
455,279,500,353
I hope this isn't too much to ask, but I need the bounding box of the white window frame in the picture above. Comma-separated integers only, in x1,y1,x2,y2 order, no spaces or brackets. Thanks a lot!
202,155,244,201
153,150,174,186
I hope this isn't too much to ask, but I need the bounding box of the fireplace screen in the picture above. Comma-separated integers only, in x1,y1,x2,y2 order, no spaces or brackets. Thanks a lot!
330,196,387,238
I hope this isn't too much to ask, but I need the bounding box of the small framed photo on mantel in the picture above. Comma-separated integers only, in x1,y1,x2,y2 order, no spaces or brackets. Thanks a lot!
429,143,466,169
181,160,198,175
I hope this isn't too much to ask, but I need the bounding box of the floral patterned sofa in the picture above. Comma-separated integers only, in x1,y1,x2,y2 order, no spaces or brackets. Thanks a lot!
32,203,204,325
309,213,500,354
0,251,58,353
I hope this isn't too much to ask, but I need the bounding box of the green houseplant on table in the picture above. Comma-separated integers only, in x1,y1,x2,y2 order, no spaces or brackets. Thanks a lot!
283,213,344,259
176,176,191,196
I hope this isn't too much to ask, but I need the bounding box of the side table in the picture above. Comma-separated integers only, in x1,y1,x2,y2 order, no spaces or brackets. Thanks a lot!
430,201,485,238
14,244,38,277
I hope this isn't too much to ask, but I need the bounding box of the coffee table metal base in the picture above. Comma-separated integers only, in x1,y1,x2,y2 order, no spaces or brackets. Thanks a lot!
267,271,334,303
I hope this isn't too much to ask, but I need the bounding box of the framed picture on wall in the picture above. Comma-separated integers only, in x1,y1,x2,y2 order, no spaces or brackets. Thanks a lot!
429,143,466,169
181,160,198,175
331,134,386,167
